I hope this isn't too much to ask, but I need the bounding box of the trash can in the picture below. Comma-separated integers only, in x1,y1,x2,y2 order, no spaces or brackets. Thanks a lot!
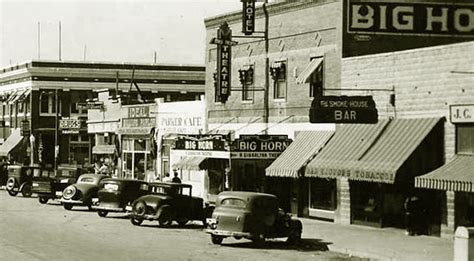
454,226,474,261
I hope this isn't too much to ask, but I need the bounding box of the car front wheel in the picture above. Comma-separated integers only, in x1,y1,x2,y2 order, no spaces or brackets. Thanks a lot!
131,217,143,226
63,203,73,210
157,205,173,227
98,210,108,217
21,183,33,197
211,235,223,245
6,178,18,196
38,197,48,204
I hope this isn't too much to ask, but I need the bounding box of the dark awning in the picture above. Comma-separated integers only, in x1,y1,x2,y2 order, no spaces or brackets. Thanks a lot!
0,129,23,157
305,118,442,183
265,131,333,178
296,57,323,84
172,157,206,171
92,145,116,155
415,155,474,192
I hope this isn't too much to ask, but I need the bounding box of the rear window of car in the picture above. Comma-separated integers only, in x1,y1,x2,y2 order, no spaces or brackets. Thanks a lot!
79,177,95,183
221,198,246,208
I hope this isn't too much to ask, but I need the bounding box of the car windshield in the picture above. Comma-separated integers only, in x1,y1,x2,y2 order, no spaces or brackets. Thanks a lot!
151,186,179,195
221,198,246,208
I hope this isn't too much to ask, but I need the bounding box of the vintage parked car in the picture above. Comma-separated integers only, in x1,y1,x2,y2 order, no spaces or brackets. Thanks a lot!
32,164,82,204
0,161,8,187
95,178,149,217
205,191,303,245
5,164,43,197
60,174,109,210
127,182,208,227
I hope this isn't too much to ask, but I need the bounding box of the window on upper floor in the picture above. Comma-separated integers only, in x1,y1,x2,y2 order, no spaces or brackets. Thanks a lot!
457,124,474,154
40,90,61,115
309,61,324,98
239,65,254,102
271,61,287,100
70,91,92,115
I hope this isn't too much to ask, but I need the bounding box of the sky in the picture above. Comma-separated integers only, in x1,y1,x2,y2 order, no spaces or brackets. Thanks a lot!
0,0,243,67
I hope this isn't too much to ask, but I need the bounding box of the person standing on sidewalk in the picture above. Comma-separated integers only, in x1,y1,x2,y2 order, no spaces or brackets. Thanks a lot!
404,195,425,236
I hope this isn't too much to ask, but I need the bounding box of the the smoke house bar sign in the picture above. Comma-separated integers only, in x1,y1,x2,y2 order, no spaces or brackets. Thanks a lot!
59,117,86,134
173,135,230,159
231,135,292,159
118,105,156,135
242,0,256,35
343,0,474,57
310,95,378,124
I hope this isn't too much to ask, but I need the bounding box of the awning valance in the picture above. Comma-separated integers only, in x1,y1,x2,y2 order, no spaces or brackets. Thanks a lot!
265,131,333,178
415,155,474,192
305,118,442,183
296,57,323,84
172,157,207,171
0,129,24,157
92,145,116,155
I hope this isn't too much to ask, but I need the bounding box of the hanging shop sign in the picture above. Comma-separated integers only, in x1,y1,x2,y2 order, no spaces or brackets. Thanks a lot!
172,134,230,159
343,0,474,57
450,104,474,123
118,104,156,135
59,117,86,134
242,0,256,35
76,101,104,110
310,95,378,124
210,22,238,103
231,135,292,159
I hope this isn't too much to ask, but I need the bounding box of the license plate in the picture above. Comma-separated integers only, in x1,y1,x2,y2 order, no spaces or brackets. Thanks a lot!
125,206,132,212
206,218,216,225
92,198,99,203
60,179,69,183
32,183,39,187
55,191,63,197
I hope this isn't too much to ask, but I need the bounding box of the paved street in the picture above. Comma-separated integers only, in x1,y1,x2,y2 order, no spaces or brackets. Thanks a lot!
0,191,362,261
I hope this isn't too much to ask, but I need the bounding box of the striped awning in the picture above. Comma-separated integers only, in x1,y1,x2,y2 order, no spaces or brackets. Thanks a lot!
0,129,23,157
415,155,474,192
172,157,206,171
265,131,334,178
306,118,442,183
296,57,323,84
92,145,116,155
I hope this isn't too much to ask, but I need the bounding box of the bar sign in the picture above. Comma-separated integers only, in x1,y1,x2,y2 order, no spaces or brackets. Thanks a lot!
242,0,255,35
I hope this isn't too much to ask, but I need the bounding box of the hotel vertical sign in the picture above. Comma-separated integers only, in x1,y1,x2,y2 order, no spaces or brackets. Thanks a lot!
242,0,256,35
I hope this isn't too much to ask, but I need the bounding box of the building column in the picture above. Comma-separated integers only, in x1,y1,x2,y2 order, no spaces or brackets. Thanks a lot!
441,190,456,238
336,177,351,225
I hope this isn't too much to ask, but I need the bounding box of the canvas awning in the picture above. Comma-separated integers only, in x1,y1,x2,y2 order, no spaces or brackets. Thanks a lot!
305,118,442,183
172,157,207,171
415,155,474,192
265,131,333,178
92,145,116,155
296,57,323,84
0,129,24,157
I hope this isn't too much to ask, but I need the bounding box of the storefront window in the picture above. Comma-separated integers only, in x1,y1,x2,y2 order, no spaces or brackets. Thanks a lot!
124,153,133,179
456,192,474,227
309,178,337,210
122,137,154,180
69,134,90,166
457,124,474,154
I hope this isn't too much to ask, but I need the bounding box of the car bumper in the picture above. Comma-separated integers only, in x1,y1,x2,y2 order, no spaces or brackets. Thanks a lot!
129,213,160,220
205,229,251,238
94,206,125,212
60,199,86,205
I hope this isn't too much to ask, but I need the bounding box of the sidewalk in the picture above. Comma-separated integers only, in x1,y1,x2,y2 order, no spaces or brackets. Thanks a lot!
300,218,453,261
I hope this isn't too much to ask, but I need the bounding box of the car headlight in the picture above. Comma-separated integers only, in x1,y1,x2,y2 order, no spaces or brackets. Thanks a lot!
63,185,76,200
132,201,147,216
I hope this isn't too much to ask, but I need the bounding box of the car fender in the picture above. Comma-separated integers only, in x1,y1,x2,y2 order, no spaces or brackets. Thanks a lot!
19,181,31,192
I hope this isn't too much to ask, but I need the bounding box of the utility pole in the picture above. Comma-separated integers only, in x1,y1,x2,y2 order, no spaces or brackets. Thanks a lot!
263,1,269,135
37,22,41,59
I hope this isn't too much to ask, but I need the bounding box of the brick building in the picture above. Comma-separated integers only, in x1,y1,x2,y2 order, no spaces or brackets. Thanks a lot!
0,60,204,172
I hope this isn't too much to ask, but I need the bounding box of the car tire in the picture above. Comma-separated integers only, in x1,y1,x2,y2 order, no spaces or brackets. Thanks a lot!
38,197,48,204
21,183,33,197
251,233,266,246
98,210,108,217
6,178,18,196
131,217,143,226
157,205,173,227
177,217,189,227
63,203,73,210
211,235,223,245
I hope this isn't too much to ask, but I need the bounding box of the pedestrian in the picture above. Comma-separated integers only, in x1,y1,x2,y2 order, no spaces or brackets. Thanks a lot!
404,195,423,236
172,170,181,183
163,172,172,182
